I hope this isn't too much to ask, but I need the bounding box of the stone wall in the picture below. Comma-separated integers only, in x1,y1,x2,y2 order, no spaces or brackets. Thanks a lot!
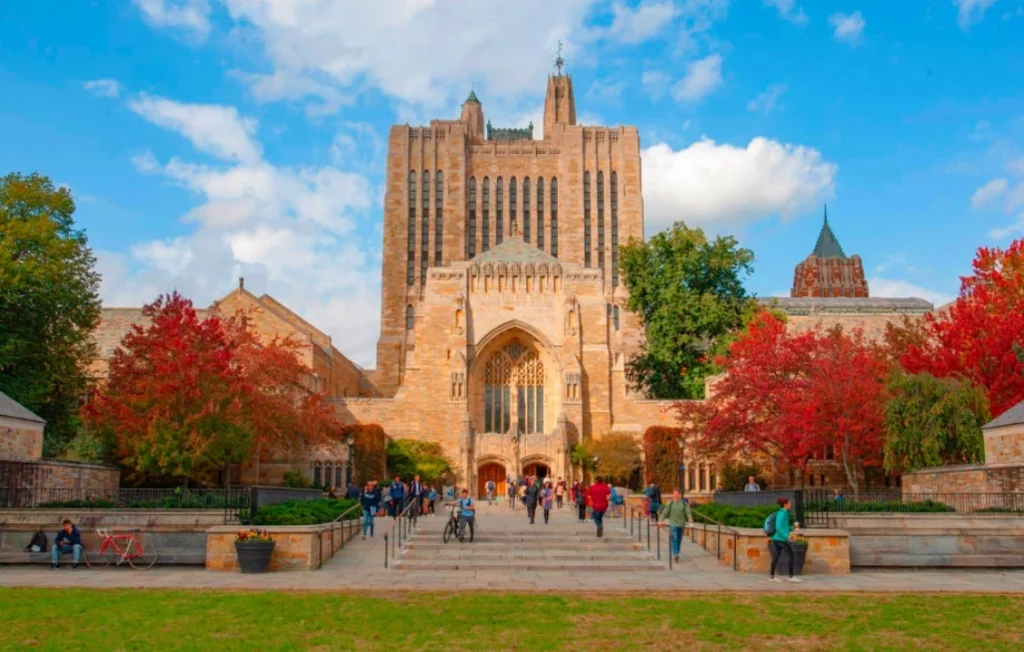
831,513,1024,568
0,460,120,505
902,463,1024,494
0,416,43,460
689,523,850,574
985,423,1024,465
206,520,362,572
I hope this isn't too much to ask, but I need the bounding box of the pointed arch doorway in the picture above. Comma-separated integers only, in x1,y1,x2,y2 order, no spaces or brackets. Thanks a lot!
477,462,507,499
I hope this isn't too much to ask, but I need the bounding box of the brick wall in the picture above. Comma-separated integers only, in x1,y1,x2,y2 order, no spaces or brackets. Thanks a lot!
690,524,850,574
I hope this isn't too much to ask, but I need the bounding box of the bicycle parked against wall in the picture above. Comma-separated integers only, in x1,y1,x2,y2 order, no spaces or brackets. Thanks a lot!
84,529,158,569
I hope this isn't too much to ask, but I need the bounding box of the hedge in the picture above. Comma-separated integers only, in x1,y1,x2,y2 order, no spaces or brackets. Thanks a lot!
691,503,777,529
805,499,955,513
252,498,359,526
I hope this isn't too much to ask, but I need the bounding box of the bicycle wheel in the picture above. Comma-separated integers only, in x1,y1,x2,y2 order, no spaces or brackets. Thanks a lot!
127,535,158,570
443,520,456,544
84,544,115,569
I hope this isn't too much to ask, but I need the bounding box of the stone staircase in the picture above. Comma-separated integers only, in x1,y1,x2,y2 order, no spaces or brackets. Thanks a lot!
395,506,665,572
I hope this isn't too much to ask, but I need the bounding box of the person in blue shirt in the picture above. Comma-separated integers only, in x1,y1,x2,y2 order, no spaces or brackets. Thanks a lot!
360,480,381,539
426,486,438,515
456,489,475,542
51,519,82,569
769,497,802,583
389,476,405,519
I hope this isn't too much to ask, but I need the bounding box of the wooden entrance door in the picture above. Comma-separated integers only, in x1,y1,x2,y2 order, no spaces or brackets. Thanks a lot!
477,463,506,499
522,463,551,482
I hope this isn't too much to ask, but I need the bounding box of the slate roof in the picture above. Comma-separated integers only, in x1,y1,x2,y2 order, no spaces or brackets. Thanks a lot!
984,399,1024,429
470,237,560,264
811,207,847,259
0,390,45,424
759,296,934,314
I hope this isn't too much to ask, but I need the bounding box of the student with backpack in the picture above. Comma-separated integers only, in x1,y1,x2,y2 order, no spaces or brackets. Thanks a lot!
764,497,802,583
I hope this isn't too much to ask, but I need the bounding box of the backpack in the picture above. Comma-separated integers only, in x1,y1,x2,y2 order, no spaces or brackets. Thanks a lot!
25,530,48,552
763,510,778,536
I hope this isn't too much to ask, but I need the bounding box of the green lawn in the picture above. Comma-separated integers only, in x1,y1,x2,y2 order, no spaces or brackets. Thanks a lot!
1,589,1021,651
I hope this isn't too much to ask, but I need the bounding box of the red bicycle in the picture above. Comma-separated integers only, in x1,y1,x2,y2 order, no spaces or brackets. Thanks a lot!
84,529,158,569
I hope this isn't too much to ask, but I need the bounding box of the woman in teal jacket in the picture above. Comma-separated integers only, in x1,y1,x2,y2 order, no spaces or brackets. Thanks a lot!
769,498,801,583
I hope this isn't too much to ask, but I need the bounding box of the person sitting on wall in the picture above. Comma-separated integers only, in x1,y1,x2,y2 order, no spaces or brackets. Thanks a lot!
50,519,83,570
744,476,761,492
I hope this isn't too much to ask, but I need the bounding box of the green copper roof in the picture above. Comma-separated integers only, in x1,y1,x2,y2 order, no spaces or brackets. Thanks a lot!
471,237,559,264
812,206,847,258
465,89,479,103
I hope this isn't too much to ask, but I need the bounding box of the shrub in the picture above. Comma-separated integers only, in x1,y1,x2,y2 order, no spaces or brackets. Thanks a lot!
691,502,777,529
345,423,387,485
804,499,955,513
386,438,452,483
252,498,359,526
590,433,642,487
39,499,117,509
282,469,310,488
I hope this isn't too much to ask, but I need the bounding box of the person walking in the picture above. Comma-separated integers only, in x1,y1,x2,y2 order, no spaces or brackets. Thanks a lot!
541,480,554,524
645,481,662,523
768,497,802,583
574,483,587,522
609,485,626,518
587,476,611,538
409,475,424,516
456,489,476,543
507,479,517,508
427,486,438,515
389,475,404,519
555,478,566,509
657,489,694,563
744,476,760,492
485,479,496,505
524,477,541,524
518,481,527,507
360,480,381,539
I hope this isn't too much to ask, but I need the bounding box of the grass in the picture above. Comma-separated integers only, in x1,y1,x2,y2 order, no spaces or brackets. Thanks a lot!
1,589,1022,651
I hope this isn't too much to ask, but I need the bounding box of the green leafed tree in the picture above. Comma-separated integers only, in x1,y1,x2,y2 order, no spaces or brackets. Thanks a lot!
618,222,757,399
589,433,642,487
883,370,990,474
386,438,453,483
0,172,101,455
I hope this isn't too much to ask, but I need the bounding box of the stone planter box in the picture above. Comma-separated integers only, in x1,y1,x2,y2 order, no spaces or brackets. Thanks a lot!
689,523,850,574
206,519,361,572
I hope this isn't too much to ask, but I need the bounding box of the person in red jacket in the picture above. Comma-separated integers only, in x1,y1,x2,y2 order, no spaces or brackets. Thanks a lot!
587,476,612,538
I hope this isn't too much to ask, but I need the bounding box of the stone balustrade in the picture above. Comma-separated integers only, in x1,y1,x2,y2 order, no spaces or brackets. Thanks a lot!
689,523,850,574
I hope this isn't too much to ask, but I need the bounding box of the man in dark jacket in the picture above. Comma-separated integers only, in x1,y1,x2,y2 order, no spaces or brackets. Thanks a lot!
51,519,83,569
524,478,541,524
345,482,361,500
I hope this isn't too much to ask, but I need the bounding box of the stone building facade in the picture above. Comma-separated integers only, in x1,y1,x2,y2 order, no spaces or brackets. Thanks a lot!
791,209,869,298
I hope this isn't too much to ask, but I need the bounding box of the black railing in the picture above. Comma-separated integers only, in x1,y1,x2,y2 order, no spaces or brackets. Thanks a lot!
0,487,252,523
804,490,1024,527
713,489,805,526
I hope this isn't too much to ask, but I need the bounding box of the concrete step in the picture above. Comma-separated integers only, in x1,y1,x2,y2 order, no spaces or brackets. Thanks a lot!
407,542,644,553
397,560,664,572
402,551,649,561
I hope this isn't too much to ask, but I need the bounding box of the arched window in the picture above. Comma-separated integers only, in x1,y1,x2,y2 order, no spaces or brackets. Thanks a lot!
536,177,544,250
523,177,531,243
407,171,416,285
583,172,591,267
550,177,558,258
467,177,477,258
435,171,443,266
405,304,414,330
597,170,605,273
483,340,545,434
509,177,517,236
611,171,619,287
313,462,322,488
335,463,343,488
613,305,620,331
495,177,504,245
482,177,490,252
421,170,430,284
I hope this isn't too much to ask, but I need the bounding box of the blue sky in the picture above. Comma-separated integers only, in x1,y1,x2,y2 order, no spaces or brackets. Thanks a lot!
2,0,1023,366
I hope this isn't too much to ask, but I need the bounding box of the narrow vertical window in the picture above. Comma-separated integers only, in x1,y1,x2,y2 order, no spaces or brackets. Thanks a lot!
435,171,443,266
496,177,504,245
482,177,490,252
468,177,477,258
583,171,591,268
613,305,620,331
509,177,517,236
406,304,414,329
421,171,430,284
611,171,619,287
536,178,544,250
407,170,416,285
550,177,558,258
522,177,530,243
597,170,605,273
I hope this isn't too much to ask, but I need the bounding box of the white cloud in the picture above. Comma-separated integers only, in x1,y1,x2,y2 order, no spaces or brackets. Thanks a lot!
867,277,954,308
585,78,628,103
970,178,1008,207
128,94,262,163
1006,181,1024,212
746,83,787,114
641,136,837,234
641,70,672,99
133,0,211,39
990,213,1024,239
606,0,677,43
953,0,999,30
828,11,866,46
764,0,809,26
84,79,121,98
671,54,723,103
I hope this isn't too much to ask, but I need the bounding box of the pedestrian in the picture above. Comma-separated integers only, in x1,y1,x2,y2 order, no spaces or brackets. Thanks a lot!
486,479,496,505
345,481,361,500
360,480,381,539
389,475,404,518
768,497,802,583
381,484,392,517
609,485,625,518
587,476,611,538
574,483,587,522
657,489,694,563
456,489,476,543
555,477,566,509
541,480,554,524
524,477,541,524
645,481,662,523
50,519,82,569
744,476,760,492
518,482,527,506
409,475,424,516
427,486,438,515
507,480,517,508
327,485,338,499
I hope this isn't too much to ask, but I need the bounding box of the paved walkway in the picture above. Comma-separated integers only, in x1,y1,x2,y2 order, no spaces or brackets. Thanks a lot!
3,501,1023,592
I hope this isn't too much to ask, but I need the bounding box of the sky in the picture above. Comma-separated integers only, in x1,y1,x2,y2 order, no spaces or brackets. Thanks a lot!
2,0,1023,368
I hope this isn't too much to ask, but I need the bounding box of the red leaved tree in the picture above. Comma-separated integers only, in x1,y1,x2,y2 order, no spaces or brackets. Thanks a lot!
899,239,1024,418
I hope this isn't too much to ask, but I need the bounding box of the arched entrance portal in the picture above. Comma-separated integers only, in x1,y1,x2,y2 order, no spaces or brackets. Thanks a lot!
523,462,551,482
477,462,507,499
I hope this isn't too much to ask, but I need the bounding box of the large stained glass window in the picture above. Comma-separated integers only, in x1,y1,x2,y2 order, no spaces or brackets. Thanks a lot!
483,340,545,434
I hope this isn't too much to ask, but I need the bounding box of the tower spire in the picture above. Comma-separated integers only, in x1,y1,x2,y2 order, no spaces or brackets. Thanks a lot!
554,41,565,76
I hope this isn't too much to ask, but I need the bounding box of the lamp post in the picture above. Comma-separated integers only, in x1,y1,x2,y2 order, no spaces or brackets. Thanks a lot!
592,455,599,484
346,433,355,487
677,436,686,498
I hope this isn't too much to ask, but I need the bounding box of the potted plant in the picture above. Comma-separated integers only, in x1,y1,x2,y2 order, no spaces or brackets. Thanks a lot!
768,534,809,576
234,529,275,573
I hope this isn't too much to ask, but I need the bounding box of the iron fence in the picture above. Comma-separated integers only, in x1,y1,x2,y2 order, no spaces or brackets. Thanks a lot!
712,489,805,526
0,486,253,523
803,489,1024,527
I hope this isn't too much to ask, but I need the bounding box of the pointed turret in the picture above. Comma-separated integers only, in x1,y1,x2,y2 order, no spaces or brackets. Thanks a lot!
460,86,484,142
791,206,869,298
812,205,847,258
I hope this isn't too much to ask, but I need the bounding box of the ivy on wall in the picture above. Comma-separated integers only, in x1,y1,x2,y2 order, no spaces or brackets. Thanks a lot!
343,423,388,485
642,426,685,488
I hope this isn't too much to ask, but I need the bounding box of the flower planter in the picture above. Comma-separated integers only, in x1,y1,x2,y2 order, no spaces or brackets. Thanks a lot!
768,541,808,576
235,540,275,573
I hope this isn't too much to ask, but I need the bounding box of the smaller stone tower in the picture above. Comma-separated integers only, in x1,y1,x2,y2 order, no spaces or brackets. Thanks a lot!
543,45,576,138
460,88,485,143
791,207,869,298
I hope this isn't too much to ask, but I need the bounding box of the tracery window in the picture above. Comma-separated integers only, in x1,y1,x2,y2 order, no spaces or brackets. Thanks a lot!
482,177,490,252
405,304,414,330
467,177,477,258
496,177,504,245
597,170,605,272
407,171,416,285
550,177,558,258
421,170,430,284
522,177,530,243
583,171,591,268
611,171,619,287
435,171,443,266
509,177,517,236
483,340,545,434
536,177,544,250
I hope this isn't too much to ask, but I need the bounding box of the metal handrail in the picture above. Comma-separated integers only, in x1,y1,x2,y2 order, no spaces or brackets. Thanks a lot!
316,501,363,569
690,509,742,571
391,497,421,560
